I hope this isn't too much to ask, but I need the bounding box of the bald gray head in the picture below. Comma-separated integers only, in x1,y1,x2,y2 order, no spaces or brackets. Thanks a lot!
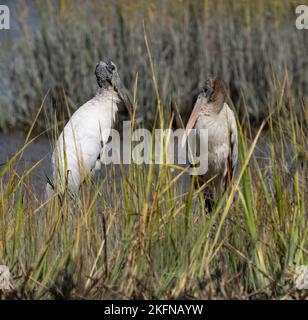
95,59,118,88
95,59,132,118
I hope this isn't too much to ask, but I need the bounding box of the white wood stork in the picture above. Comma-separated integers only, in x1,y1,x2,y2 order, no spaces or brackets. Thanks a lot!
46,59,132,197
183,78,238,211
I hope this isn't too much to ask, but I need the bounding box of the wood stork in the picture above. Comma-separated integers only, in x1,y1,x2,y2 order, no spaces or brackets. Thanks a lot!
46,59,132,197
182,78,238,211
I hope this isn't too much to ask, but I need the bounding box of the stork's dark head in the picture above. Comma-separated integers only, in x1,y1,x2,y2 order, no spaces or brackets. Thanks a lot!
201,78,228,104
95,59,118,88
95,59,132,118
182,78,228,146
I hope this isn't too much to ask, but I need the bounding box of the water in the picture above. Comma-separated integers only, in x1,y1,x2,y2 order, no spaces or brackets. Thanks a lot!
0,132,51,194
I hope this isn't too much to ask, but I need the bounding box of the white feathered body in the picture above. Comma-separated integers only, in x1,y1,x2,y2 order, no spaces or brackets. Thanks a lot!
47,89,119,195
195,103,238,194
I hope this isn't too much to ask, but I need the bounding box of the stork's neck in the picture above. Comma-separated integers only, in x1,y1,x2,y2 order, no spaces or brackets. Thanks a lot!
202,91,225,116
201,101,224,116
96,86,121,104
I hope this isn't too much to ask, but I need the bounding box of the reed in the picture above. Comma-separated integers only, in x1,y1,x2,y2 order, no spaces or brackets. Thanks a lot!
0,60,307,299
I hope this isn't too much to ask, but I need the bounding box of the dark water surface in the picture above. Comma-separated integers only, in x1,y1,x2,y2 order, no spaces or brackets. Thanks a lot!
0,132,51,195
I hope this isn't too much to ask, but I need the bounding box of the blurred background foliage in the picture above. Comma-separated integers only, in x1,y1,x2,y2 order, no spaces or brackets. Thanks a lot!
0,0,307,131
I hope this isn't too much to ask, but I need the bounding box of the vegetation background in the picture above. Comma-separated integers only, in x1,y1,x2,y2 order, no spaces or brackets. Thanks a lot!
0,0,307,130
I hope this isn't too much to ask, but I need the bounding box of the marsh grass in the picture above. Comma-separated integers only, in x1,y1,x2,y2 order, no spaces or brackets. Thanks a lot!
0,0,307,300
0,58,307,299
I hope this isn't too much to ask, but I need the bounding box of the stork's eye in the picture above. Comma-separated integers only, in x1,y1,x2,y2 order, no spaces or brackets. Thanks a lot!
109,64,115,71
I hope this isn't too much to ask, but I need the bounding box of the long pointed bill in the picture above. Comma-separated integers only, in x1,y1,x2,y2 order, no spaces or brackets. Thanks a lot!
113,76,133,119
181,96,204,147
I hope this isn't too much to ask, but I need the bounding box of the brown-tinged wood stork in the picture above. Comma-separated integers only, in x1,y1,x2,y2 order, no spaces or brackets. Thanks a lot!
46,59,132,197
182,78,238,211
